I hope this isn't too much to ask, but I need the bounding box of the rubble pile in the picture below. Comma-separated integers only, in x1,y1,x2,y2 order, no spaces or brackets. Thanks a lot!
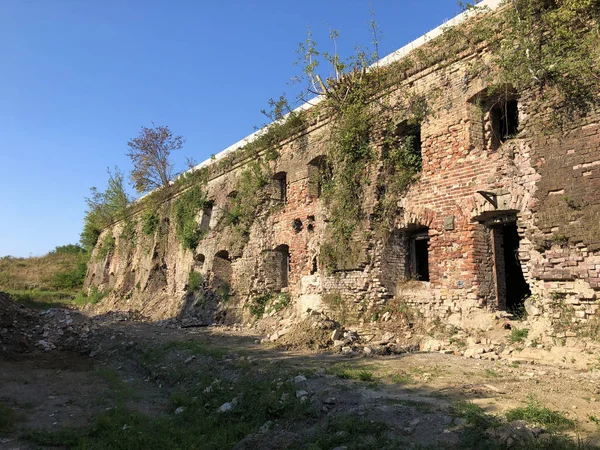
0,292,96,356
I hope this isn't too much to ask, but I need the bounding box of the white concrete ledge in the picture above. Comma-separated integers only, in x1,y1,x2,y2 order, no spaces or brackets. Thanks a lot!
183,0,503,176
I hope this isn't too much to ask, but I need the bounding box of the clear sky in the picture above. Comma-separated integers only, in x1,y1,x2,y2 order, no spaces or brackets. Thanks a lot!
0,0,466,257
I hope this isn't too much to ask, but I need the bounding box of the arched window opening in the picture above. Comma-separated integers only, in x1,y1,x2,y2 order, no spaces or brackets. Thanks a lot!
194,253,205,268
212,250,232,291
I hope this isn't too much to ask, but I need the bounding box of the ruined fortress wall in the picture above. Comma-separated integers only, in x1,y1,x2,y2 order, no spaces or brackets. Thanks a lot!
85,16,600,332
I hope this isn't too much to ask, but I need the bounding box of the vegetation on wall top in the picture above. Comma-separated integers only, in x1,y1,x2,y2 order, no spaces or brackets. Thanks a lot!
81,0,600,271
81,167,130,251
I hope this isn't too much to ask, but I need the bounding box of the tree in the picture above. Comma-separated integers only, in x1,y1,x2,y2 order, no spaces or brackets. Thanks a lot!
80,167,130,250
127,124,184,193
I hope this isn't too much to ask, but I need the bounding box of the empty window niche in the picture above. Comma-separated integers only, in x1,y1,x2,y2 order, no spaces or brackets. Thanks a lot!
385,120,423,173
311,256,318,274
490,97,519,147
275,244,290,289
273,171,287,203
195,253,205,269
307,156,331,198
199,201,213,233
212,250,232,291
408,228,430,282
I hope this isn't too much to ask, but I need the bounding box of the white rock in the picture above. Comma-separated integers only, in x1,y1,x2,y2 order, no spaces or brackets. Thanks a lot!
217,398,238,413
174,407,185,415
296,390,309,398
294,375,307,384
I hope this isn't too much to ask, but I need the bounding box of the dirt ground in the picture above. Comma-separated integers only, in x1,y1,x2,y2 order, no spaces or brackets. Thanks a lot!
2,310,600,450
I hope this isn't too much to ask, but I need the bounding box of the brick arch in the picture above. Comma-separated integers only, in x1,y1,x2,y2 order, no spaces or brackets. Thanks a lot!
467,191,526,222
398,206,436,229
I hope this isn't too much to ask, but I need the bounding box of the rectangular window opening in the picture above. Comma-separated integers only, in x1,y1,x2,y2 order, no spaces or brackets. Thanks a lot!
490,97,519,148
273,172,287,203
409,231,430,282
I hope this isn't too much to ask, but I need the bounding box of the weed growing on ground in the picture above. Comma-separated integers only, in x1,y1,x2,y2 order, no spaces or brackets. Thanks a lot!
292,415,391,450
483,369,501,378
505,395,575,431
24,357,311,450
97,368,138,404
589,415,600,432
327,363,379,387
390,372,415,385
509,327,529,344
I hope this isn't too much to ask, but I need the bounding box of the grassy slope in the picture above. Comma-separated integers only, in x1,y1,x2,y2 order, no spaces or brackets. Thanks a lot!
0,246,88,309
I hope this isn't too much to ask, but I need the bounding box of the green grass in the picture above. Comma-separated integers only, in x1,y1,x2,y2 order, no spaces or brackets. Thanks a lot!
509,327,529,344
0,401,19,435
390,372,415,384
505,396,575,431
451,401,500,429
588,415,600,432
97,368,138,404
7,289,75,309
390,398,437,413
327,363,379,386
446,400,594,450
140,340,229,367
483,369,501,378
73,286,106,306
291,416,391,450
23,368,311,450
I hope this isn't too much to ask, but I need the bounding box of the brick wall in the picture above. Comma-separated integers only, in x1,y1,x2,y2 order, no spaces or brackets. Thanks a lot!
85,36,600,331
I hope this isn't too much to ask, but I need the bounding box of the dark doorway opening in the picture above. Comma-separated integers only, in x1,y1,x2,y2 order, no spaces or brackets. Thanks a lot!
501,223,530,313
408,228,430,282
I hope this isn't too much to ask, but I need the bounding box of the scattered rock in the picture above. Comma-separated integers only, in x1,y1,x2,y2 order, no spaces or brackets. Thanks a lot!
294,375,307,384
217,398,238,413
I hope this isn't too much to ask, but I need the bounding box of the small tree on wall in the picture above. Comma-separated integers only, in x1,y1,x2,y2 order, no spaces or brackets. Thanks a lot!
127,124,185,193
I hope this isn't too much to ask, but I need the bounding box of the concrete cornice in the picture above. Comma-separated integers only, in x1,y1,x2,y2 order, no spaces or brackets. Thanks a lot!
178,0,504,180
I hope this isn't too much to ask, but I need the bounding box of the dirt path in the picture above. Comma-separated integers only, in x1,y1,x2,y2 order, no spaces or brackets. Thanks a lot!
2,319,600,449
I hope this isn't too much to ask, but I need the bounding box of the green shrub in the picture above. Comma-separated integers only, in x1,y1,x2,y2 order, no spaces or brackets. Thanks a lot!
142,211,159,236
271,292,291,312
50,261,87,290
249,293,271,319
120,218,137,246
49,244,85,255
187,271,203,292
80,167,130,250
173,186,208,250
96,234,116,260
216,283,232,302
74,286,106,306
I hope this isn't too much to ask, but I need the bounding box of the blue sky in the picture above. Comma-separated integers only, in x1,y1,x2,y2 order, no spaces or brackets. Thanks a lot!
0,0,466,257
